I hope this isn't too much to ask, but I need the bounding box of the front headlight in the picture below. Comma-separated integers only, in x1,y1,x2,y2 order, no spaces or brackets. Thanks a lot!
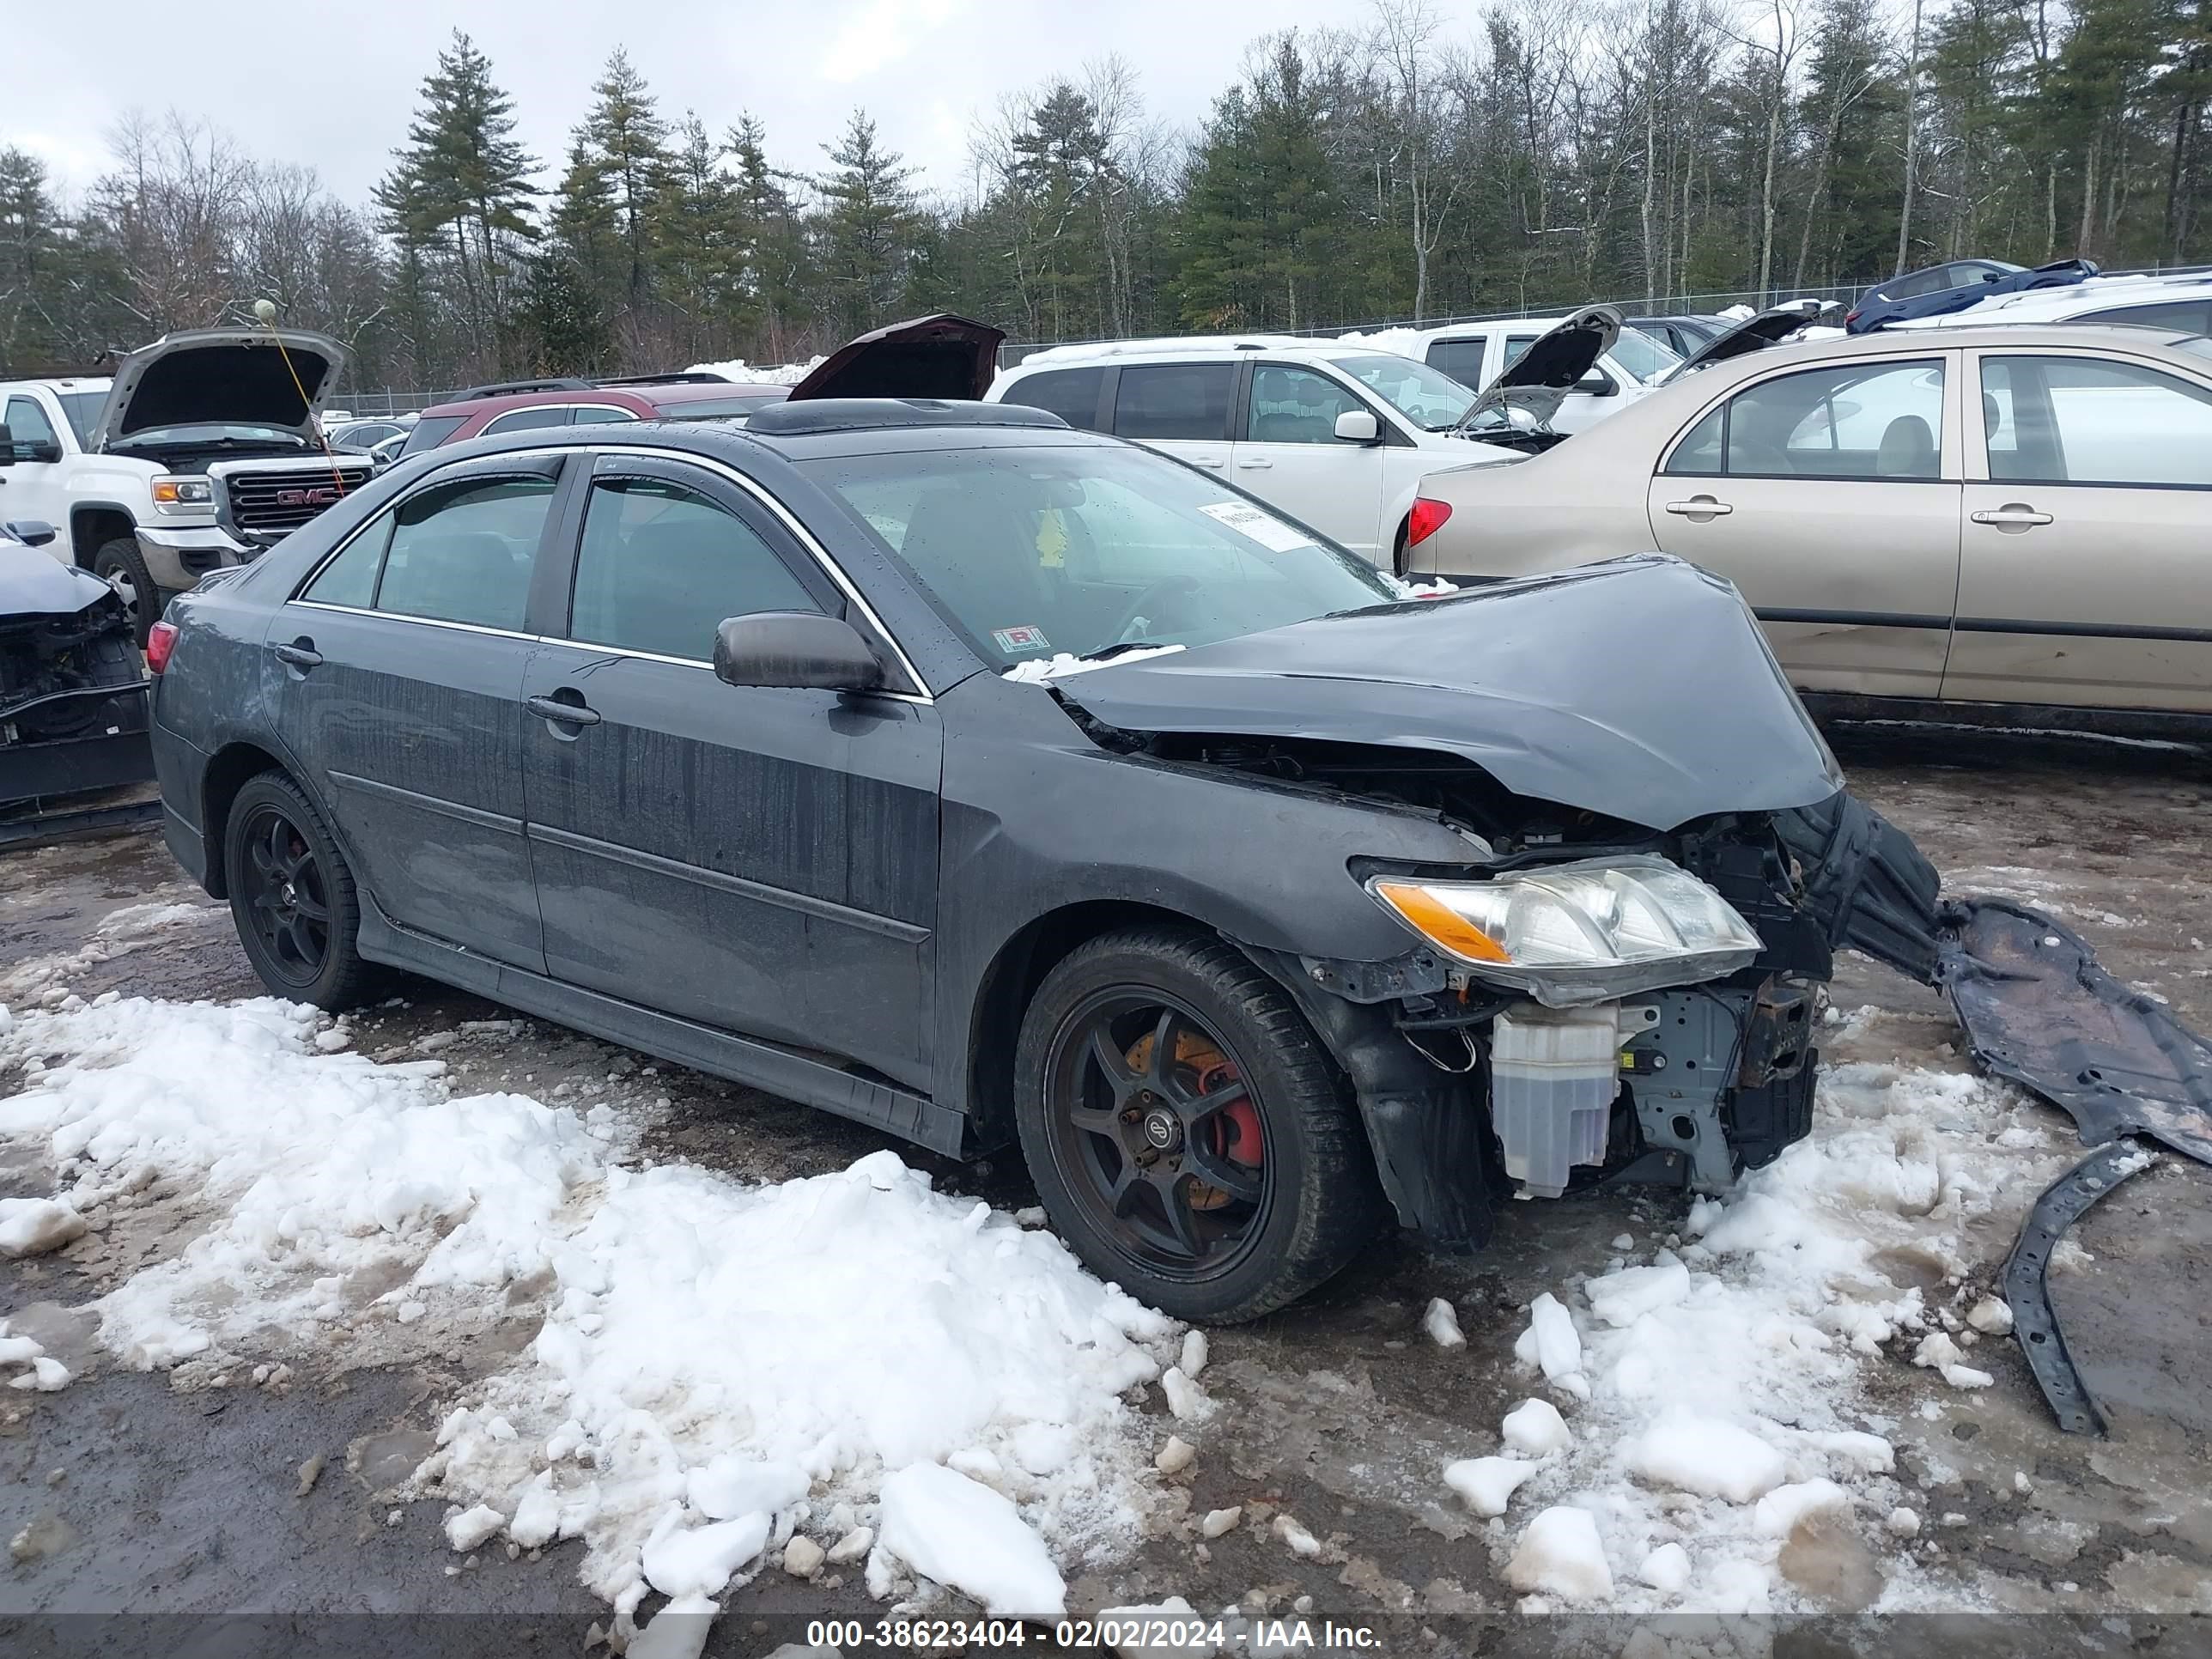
152,476,214,510
1366,854,1763,1005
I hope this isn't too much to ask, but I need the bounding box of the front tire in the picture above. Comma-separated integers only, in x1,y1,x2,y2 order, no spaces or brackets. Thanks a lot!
92,537,164,648
222,772,381,1008
1012,927,1386,1322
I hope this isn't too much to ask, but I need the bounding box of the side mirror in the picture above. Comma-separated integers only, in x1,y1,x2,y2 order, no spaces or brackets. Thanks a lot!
714,611,885,694
1333,409,1382,444
3,520,58,547
1575,374,1618,398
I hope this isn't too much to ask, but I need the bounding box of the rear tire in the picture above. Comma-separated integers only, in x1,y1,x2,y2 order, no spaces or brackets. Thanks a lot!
92,537,164,647
222,772,382,1009
1012,927,1386,1322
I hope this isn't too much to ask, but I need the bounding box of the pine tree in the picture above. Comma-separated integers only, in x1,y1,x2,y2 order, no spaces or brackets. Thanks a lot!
0,148,62,369
653,113,751,357
815,110,921,336
380,30,538,375
727,115,811,356
578,48,672,310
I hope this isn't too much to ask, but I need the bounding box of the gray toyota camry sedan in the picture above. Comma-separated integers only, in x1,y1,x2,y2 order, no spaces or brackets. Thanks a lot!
145,386,1930,1322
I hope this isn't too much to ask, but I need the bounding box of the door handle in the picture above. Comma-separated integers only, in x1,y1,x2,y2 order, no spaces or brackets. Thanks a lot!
1663,497,1733,518
1193,455,1225,468
271,640,323,670
524,694,601,727
1970,505,2052,529
1236,457,1273,470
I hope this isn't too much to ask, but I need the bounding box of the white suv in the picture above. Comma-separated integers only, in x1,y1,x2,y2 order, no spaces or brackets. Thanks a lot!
988,339,1521,568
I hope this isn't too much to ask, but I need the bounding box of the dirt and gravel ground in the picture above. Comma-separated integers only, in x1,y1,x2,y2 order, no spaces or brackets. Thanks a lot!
3,728,2210,1651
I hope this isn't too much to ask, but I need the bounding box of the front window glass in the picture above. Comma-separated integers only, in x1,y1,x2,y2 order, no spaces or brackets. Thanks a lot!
482,406,574,435
4,397,59,450
568,477,819,659
799,442,1396,666
1605,329,1683,385
55,391,102,446
570,405,640,425
373,475,555,629
1981,355,2212,487
1245,365,1368,443
1333,353,1475,429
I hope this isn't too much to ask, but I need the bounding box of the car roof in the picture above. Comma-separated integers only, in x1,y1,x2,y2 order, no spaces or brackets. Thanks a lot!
418,380,788,419
1006,337,1349,371
0,376,112,393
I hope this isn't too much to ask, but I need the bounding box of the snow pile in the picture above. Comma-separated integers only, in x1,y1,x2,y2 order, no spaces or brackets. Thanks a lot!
685,357,823,386
0,995,1181,1639
1334,325,1427,360
1001,644,1185,684
428,1146,1174,1627
1457,1055,2055,1613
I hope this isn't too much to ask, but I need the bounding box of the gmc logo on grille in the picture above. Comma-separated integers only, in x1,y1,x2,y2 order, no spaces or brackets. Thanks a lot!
276,486,341,507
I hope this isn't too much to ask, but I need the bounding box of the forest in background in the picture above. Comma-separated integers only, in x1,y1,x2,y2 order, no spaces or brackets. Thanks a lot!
1,0,2207,393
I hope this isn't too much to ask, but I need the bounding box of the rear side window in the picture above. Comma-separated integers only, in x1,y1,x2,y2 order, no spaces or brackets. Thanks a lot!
369,476,556,630
1113,363,1235,441
1426,338,1486,386
1981,355,2212,487
568,477,820,660
399,415,466,454
1003,367,1106,430
2075,298,2212,335
482,405,574,435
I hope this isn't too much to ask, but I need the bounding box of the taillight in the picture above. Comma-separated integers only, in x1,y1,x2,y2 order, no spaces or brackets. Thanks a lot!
145,620,178,674
1407,496,1454,546
1844,307,1862,324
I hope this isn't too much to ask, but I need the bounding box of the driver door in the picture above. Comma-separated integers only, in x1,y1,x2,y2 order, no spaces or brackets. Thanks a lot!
2,393,70,535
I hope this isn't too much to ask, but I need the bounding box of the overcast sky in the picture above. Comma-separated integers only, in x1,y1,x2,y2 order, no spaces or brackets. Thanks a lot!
4,0,1384,208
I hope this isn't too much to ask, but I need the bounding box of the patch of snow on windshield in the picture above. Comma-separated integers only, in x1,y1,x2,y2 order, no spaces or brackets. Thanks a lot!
1001,645,1185,684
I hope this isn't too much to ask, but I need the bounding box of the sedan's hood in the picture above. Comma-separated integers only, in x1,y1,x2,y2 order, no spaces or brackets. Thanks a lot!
91,327,349,450
0,541,112,617
1660,300,1833,380
785,313,1006,402
1457,306,1619,433
1052,554,1842,832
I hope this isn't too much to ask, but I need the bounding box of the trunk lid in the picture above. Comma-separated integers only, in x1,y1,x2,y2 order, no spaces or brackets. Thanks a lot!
1051,553,1842,832
784,313,1006,403
91,328,349,451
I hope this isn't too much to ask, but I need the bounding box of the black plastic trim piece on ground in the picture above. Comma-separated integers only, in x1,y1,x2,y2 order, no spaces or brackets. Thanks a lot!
2002,1139,2159,1436
0,796,162,848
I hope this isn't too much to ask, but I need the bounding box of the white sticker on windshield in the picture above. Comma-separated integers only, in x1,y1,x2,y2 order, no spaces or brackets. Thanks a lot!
1197,500,1316,553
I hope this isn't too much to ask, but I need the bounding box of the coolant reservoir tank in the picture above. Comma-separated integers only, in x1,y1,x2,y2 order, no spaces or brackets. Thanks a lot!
1490,1005,1626,1198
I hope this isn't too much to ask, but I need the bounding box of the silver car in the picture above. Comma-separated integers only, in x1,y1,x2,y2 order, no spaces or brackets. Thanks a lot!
1406,324,2212,724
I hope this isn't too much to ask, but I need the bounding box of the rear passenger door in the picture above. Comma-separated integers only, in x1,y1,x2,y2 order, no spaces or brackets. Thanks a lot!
1230,363,1387,558
519,453,942,1087
1109,362,1237,474
272,455,565,970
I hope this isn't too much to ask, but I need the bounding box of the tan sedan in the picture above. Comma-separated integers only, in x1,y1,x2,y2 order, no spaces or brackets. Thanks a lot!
1405,324,2212,723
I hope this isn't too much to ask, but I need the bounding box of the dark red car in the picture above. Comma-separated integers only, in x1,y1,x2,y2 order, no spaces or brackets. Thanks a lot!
398,374,791,455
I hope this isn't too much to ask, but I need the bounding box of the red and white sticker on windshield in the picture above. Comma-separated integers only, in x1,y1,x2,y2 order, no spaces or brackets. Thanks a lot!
992,625,1051,653
1198,500,1316,553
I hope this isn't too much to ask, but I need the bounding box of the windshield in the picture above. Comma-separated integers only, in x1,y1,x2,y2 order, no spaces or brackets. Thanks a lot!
1604,328,1683,385
799,441,1398,667
1331,353,1476,430
56,392,103,447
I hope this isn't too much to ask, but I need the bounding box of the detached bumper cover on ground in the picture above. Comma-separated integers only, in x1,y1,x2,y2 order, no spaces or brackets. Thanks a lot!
1787,797,2212,1432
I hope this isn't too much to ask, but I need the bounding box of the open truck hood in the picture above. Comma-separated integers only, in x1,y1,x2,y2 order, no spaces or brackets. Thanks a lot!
784,313,1005,403
1455,306,1619,434
1051,553,1842,832
90,327,349,451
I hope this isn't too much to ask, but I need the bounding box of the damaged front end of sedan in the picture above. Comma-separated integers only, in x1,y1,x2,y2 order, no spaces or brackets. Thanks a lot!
0,520,155,841
1045,554,2209,1432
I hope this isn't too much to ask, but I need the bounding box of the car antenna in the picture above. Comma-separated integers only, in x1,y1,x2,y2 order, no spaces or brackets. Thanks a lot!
249,298,353,500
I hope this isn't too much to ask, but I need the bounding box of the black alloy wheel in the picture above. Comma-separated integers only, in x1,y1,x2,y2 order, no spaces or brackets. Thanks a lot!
1044,990,1272,1276
240,804,331,988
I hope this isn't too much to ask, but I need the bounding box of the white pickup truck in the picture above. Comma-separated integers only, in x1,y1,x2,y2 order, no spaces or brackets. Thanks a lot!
0,329,374,641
